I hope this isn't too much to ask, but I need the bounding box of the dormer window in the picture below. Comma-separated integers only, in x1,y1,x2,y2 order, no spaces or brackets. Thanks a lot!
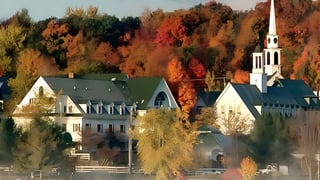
132,103,137,112
119,103,126,115
108,103,114,114
97,102,103,114
87,102,91,114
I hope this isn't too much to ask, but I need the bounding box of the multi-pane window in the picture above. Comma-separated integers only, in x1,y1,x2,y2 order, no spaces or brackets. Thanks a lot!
85,123,91,129
73,123,80,132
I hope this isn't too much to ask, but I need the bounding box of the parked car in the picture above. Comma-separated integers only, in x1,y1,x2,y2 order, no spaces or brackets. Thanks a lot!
258,164,276,175
258,163,288,175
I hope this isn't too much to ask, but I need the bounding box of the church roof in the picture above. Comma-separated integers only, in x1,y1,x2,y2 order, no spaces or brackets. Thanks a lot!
197,91,221,107
230,79,320,119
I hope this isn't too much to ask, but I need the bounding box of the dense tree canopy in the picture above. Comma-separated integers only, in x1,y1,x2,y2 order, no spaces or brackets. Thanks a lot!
13,119,70,172
133,109,195,179
0,0,319,122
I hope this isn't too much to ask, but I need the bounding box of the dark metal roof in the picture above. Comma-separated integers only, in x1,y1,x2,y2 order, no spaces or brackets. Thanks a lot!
43,77,128,104
230,79,320,119
197,91,221,107
42,75,167,110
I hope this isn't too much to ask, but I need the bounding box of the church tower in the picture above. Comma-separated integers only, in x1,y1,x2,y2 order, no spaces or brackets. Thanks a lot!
250,0,281,92
264,0,282,83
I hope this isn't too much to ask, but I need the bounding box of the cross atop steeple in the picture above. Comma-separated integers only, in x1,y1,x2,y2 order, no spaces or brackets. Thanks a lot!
268,0,276,35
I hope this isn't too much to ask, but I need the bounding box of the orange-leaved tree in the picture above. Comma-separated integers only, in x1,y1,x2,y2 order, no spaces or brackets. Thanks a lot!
154,16,187,47
167,57,197,119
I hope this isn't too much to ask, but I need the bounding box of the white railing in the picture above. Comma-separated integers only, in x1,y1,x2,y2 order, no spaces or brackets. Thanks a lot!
0,166,9,171
69,152,90,160
75,166,130,173
186,168,226,176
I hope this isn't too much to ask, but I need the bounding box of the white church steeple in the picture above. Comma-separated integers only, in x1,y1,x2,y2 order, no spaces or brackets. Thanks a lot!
268,0,277,36
250,0,282,93
264,0,282,79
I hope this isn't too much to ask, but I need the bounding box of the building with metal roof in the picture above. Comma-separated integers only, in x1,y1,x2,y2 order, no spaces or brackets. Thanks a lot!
214,0,320,135
13,74,178,144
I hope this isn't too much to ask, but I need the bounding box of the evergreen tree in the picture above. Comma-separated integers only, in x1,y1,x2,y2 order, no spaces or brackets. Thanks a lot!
13,118,69,172
0,118,20,163
248,113,291,165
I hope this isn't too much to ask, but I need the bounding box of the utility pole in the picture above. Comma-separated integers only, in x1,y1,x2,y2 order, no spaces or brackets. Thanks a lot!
128,110,133,174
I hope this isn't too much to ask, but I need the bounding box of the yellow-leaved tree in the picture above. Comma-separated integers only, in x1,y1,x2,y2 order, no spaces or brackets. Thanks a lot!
240,156,258,180
132,108,196,180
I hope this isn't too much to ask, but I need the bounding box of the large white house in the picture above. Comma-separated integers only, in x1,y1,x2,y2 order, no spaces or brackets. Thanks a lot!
214,0,320,134
13,73,178,143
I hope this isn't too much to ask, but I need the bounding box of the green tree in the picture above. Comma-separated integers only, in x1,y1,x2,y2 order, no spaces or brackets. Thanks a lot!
133,108,195,180
0,118,20,163
13,118,69,172
248,113,291,164
0,24,26,76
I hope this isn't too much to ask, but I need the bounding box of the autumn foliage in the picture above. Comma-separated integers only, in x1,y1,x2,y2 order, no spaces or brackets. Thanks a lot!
1,0,320,114
167,57,197,118
240,156,258,180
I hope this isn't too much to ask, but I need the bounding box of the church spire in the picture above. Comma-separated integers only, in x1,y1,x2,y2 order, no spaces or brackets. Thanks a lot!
268,0,276,35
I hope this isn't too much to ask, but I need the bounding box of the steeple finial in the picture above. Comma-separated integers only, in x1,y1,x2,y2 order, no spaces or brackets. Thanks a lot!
268,0,276,35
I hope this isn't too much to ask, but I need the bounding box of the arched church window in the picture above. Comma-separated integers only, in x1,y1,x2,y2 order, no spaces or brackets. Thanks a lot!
39,86,44,97
274,52,279,65
154,92,169,107
267,52,270,65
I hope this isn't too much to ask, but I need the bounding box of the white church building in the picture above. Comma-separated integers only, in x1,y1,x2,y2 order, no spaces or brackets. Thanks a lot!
214,0,320,135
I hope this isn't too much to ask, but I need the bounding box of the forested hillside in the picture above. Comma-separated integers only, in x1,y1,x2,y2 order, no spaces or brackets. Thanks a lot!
1,0,320,112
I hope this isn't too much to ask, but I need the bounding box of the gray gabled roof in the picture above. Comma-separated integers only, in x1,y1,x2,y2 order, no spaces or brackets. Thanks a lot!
197,125,232,154
197,91,221,107
43,77,128,104
230,79,320,119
